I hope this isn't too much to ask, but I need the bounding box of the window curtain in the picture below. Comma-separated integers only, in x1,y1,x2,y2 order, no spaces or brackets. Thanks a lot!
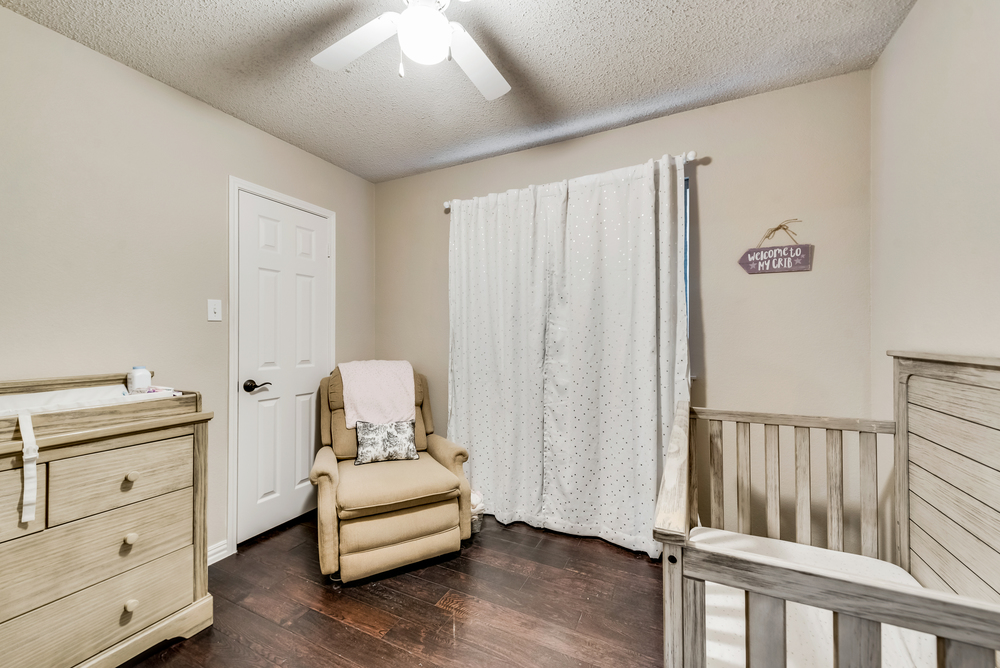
660,154,692,475
448,155,689,558
448,184,567,527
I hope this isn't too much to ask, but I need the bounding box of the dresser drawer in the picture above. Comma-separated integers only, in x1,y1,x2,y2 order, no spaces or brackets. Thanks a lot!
48,436,193,525
0,488,191,624
0,464,46,543
0,546,194,668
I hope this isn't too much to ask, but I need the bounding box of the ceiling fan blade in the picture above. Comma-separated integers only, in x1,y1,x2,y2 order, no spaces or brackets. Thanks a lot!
449,23,511,100
312,13,399,71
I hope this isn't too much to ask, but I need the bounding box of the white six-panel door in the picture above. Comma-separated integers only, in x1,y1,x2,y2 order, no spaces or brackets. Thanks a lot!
237,190,331,542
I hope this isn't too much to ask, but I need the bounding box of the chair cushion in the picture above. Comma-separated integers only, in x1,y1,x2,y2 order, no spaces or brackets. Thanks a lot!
337,452,460,520
332,407,427,459
329,367,430,458
339,526,460,583
339,499,459,555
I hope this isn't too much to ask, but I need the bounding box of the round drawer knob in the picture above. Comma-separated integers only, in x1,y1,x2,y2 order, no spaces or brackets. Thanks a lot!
124,599,139,613
124,533,139,545
125,471,140,483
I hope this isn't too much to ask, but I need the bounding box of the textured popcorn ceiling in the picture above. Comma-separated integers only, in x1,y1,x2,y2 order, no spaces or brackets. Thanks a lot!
4,0,914,182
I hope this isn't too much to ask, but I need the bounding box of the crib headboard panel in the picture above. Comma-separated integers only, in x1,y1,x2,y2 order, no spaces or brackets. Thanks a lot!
893,352,1000,604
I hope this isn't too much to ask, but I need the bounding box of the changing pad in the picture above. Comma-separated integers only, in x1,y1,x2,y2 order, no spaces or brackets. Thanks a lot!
688,527,936,668
0,384,180,418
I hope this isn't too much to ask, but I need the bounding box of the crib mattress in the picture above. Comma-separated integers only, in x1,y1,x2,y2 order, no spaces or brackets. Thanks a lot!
688,527,936,668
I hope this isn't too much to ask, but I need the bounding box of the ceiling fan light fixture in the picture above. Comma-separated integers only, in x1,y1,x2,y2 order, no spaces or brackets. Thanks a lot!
396,4,451,65
310,0,510,100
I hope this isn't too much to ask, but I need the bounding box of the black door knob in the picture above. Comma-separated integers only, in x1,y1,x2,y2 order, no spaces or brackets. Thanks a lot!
243,380,272,393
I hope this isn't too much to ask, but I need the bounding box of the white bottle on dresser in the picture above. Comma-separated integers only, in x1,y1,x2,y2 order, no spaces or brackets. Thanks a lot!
126,366,151,394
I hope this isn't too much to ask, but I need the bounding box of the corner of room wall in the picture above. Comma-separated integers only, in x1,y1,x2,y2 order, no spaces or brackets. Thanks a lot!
869,0,1000,419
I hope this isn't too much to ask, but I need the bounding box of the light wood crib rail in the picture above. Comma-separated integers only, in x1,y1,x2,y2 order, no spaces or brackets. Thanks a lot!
654,352,1000,668
690,407,894,556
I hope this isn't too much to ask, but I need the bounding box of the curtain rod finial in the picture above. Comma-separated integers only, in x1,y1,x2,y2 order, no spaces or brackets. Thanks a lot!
443,201,451,214
686,151,697,162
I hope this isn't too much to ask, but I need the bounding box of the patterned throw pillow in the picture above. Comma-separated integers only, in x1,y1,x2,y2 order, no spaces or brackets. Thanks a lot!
355,420,418,465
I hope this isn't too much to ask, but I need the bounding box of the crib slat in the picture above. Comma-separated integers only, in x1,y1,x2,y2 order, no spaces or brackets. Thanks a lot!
940,639,995,668
683,577,706,668
765,424,780,539
860,431,878,559
827,429,844,551
737,422,751,534
747,592,786,668
795,427,811,546
710,420,724,530
836,614,881,668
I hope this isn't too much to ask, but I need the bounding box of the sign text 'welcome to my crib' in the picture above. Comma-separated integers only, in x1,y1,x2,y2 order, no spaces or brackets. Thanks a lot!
738,244,813,275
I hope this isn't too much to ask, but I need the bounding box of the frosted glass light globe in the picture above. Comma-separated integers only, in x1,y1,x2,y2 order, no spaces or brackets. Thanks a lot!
396,4,451,65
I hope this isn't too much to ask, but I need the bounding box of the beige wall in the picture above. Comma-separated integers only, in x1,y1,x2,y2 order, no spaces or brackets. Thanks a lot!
373,71,874,436
0,7,375,550
870,0,1000,418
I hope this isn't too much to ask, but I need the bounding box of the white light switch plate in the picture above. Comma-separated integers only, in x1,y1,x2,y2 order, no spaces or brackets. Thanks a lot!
207,299,222,322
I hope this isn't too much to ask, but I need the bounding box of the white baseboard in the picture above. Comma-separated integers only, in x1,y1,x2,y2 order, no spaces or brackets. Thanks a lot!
207,540,231,565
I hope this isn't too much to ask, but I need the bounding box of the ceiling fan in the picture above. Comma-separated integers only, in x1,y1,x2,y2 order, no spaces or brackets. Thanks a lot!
311,0,511,101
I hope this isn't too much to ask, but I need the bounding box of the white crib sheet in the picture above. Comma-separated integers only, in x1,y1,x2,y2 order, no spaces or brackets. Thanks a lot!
689,527,936,668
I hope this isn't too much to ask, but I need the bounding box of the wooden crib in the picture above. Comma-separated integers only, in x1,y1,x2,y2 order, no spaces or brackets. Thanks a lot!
654,352,1000,667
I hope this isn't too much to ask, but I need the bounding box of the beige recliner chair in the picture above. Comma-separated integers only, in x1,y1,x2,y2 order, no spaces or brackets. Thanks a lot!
308,366,471,582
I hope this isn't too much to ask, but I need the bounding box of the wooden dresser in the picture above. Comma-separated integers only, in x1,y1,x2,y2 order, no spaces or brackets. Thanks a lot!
0,373,213,668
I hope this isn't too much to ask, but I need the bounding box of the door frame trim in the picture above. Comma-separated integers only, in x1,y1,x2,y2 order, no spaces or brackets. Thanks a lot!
227,177,336,559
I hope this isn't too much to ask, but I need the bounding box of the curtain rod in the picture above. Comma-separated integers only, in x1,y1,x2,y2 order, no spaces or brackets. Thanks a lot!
443,151,697,214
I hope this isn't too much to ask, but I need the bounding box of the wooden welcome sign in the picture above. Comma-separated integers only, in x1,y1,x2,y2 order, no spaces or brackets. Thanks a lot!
738,244,813,274
739,219,813,275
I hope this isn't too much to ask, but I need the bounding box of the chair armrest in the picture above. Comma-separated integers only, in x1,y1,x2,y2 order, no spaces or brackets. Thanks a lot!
310,446,340,485
426,434,472,540
426,433,469,469
309,446,340,575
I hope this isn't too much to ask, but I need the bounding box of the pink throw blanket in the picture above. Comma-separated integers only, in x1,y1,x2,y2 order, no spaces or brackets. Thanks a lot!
339,360,415,429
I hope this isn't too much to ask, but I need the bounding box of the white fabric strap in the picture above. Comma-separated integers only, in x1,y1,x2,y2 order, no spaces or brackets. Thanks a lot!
18,412,38,523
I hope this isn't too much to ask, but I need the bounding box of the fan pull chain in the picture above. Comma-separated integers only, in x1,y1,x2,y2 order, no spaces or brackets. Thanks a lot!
398,48,405,78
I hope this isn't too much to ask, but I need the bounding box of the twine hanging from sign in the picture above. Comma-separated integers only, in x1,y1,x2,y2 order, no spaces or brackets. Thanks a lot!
757,219,802,248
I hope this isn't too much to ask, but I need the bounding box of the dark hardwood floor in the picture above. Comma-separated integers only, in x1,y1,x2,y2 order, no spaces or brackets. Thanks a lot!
127,513,663,667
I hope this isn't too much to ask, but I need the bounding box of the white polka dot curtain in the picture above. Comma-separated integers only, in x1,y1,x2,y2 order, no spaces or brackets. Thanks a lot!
448,156,690,558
